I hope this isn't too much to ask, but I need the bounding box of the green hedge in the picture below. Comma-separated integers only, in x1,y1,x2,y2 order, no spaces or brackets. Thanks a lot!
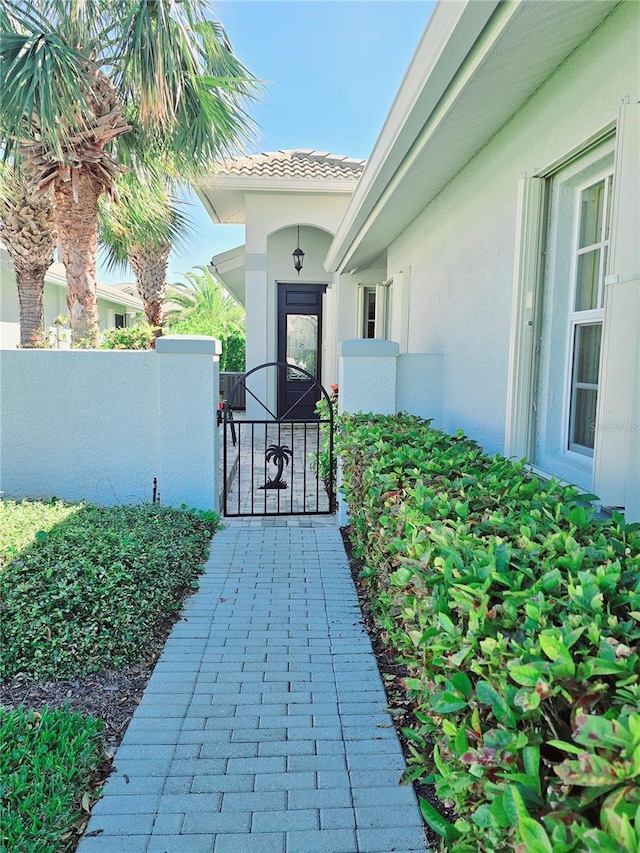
337,413,640,852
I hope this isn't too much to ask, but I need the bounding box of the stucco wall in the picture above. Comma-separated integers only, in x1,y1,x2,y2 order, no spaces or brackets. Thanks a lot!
0,337,220,510
385,2,638,455
244,193,352,254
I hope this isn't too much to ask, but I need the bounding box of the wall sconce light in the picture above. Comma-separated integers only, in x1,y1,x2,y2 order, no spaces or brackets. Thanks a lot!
292,226,304,274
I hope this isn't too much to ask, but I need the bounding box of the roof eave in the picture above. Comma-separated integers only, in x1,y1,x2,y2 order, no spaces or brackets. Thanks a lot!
327,0,621,274
325,0,499,273
210,244,246,307
194,186,223,225
96,287,144,310
200,175,361,194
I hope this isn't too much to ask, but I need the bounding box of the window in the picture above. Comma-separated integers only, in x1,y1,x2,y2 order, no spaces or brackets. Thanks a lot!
114,312,127,329
531,141,614,489
286,314,318,379
567,175,612,455
359,282,390,340
508,104,639,512
363,288,376,338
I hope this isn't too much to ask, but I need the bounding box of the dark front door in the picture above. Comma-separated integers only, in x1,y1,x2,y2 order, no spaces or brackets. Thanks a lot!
277,283,326,420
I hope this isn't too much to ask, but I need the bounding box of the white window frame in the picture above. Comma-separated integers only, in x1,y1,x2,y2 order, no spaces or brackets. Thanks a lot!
507,104,640,518
563,169,612,459
505,137,616,490
536,148,615,488
357,280,391,340
362,287,377,339
504,175,546,460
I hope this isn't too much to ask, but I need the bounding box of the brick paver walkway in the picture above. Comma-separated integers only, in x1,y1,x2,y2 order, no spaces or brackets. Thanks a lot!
77,518,428,853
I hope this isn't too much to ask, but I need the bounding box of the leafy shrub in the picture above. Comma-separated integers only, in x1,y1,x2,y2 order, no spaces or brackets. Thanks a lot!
100,322,156,350
164,265,246,370
1,705,104,853
0,499,78,560
0,502,217,680
313,385,338,506
219,330,246,372
337,413,640,852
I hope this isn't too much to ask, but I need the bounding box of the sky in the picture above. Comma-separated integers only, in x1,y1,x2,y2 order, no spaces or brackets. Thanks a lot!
97,0,435,287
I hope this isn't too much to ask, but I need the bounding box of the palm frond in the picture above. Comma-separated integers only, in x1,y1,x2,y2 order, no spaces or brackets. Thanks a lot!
113,1,260,173
0,31,95,161
164,265,244,331
1,0,46,34
98,166,191,273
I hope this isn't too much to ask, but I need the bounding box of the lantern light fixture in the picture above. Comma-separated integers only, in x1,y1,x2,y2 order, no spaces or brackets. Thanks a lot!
292,226,304,274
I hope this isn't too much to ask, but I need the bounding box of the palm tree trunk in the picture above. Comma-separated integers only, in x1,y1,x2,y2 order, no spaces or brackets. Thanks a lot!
0,177,56,349
16,264,48,347
128,243,170,344
55,171,103,348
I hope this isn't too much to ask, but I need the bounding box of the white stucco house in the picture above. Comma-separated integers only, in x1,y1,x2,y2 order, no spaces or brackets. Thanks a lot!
198,149,366,418
0,244,144,349
199,0,639,520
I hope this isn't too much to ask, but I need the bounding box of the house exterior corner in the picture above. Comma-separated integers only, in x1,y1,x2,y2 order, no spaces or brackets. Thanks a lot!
330,0,639,518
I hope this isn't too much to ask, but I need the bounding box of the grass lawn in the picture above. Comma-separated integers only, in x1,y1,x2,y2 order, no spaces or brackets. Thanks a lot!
0,499,217,853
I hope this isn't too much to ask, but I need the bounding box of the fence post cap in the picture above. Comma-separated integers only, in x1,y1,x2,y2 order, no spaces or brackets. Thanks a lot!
156,336,222,355
339,339,399,357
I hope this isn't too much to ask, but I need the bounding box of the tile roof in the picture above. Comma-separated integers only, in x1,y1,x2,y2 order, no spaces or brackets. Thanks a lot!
215,149,365,181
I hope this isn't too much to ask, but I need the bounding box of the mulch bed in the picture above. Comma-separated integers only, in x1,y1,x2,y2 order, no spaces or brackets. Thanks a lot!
1,663,159,849
0,664,153,756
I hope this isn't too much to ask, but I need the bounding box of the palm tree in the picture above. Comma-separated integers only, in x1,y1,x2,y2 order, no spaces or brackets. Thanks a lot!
0,161,56,347
1,0,257,347
99,166,190,341
165,265,246,369
165,265,244,332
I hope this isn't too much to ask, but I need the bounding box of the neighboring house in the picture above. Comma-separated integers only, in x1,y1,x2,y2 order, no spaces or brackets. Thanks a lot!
200,0,639,521
198,149,365,418
0,245,144,348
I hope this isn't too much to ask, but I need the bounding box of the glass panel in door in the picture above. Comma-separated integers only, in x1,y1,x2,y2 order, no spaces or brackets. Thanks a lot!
286,314,318,380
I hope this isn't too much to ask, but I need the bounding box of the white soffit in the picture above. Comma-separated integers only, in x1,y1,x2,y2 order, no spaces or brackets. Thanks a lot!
327,0,621,273
210,245,246,306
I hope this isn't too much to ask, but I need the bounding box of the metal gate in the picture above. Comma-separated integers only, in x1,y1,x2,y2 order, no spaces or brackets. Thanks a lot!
222,362,335,517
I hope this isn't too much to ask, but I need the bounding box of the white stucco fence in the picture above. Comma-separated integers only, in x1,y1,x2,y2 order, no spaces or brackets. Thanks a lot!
0,336,220,510
336,339,443,525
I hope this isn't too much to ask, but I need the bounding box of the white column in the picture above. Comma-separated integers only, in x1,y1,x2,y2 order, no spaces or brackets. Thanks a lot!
155,335,221,511
338,339,399,416
336,339,400,525
244,255,270,418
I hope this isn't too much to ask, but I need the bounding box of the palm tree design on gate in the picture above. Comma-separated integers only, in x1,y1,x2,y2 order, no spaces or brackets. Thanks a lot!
260,444,293,490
